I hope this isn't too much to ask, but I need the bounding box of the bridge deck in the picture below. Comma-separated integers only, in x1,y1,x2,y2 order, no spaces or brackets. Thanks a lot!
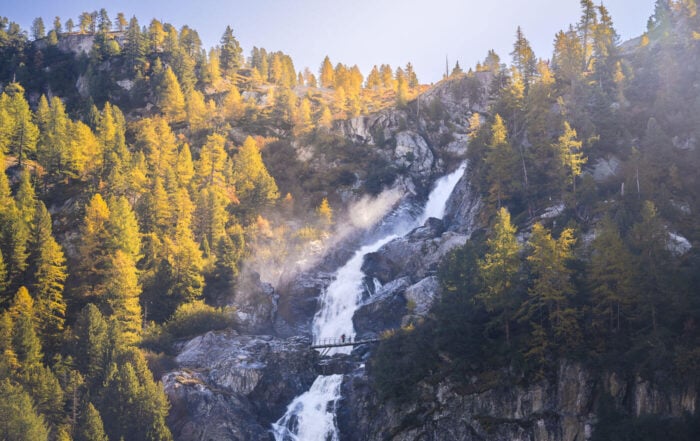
310,338,381,349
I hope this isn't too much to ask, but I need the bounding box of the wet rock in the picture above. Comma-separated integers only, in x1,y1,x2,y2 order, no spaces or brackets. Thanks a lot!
362,224,468,285
232,271,278,335
274,271,333,337
442,164,481,234
403,276,440,317
353,277,411,337
163,331,318,440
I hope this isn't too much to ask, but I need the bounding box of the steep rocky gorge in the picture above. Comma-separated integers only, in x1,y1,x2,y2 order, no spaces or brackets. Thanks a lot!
160,74,698,440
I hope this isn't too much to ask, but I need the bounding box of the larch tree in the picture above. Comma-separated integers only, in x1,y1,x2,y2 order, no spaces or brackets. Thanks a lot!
2,83,39,167
186,89,208,132
107,196,141,260
316,197,333,227
75,194,112,300
0,153,29,293
523,223,579,349
102,250,142,345
10,286,43,369
159,66,187,123
27,201,67,351
320,56,335,88
556,121,586,193
231,136,279,210
484,114,519,208
477,207,521,346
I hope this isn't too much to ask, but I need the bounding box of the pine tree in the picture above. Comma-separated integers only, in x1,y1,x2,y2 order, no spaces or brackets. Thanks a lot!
10,286,43,369
219,25,243,76
27,201,67,351
0,198,29,295
510,26,537,92
75,194,112,300
2,83,39,167
521,223,579,351
317,105,333,129
77,402,108,441
72,304,109,386
124,16,146,73
31,17,46,40
0,379,49,441
589,216,635,334
477,207,521,345
629,201,670,333
18,364,64,426
159,67,186,122
0,248,8,297
484,114,519,208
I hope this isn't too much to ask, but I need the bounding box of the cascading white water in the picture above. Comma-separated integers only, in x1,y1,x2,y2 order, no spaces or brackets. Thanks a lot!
272,163,466,441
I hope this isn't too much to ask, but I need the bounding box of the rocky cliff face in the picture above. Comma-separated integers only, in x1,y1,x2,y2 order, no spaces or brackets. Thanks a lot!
338,361,698,441
163,331,317,441
160,75,488,440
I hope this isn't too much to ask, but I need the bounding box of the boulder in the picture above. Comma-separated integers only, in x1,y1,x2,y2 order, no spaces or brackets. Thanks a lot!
164,331,318,440
362,224,468,285
352,277,411,337
403,276,440,317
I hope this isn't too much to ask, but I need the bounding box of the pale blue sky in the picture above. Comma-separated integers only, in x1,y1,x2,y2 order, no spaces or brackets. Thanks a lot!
4,0,653,83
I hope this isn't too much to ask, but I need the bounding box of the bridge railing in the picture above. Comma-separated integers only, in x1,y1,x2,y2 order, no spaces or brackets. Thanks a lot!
311,336,355,347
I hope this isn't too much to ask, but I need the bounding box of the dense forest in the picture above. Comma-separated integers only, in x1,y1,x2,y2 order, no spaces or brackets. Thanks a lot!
1,1,699,440
371,2,700,438
0,6,427,441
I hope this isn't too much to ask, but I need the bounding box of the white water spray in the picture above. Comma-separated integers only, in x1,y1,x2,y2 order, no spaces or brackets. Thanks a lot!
272,163,466,441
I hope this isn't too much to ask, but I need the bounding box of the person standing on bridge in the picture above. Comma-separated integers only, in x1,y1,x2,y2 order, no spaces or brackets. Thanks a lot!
341,334,346,343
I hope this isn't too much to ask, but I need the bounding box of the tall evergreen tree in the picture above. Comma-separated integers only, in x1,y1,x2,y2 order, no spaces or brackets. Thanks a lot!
231,136,279,210
0,379,49,441
219,25,243,76
510,26,537,92
589,216,635,334
27,201,67,351
102,250,142,345
77,402,109,441
477,207,521,346
10,286,43,369
2,83,39,167
159,66,186,122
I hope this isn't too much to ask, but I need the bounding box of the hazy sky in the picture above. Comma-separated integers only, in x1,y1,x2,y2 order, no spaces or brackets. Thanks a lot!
6,0,654,83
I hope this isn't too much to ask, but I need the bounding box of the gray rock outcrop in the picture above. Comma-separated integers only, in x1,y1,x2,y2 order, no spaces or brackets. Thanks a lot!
163,331,317,441
338,361,698,441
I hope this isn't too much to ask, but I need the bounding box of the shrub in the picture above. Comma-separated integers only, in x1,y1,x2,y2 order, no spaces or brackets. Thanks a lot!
141,301,236,353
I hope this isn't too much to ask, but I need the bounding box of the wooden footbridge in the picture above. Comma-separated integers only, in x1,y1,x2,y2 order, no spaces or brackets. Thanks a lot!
310,336,381,350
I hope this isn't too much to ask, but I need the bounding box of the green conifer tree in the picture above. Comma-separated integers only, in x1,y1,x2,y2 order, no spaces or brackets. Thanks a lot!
477,207,521,346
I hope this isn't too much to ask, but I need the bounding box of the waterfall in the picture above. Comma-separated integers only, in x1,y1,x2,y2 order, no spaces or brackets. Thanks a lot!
272,163,466,440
